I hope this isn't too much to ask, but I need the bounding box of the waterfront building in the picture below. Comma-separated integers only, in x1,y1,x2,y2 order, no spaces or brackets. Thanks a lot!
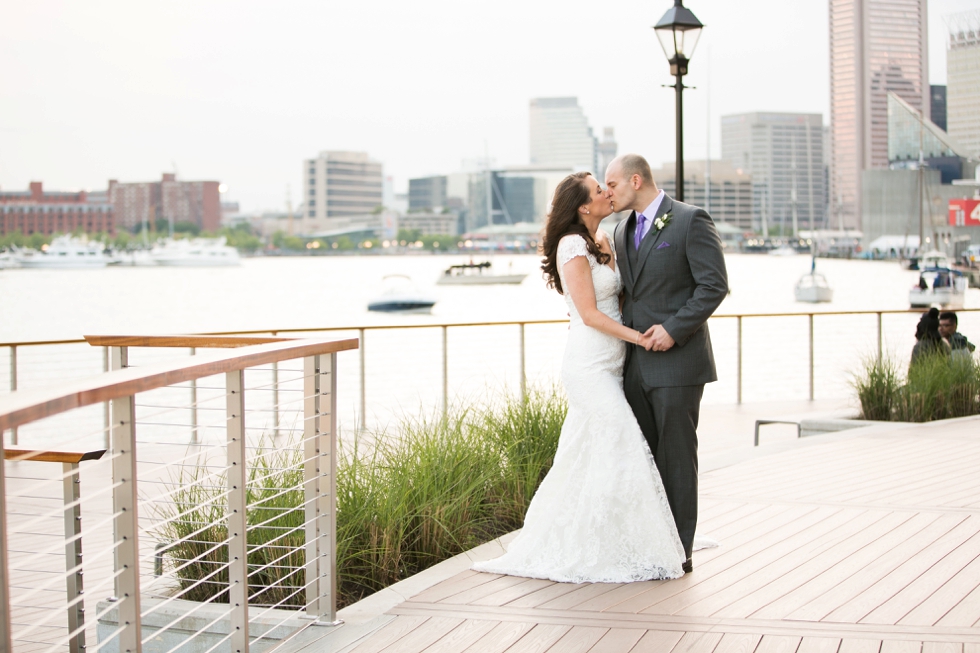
931,85,947,132
946,11,980,160
721,112,825,235
408,176,448,212
653,160,754,232
395,212,458,237
829,0,929,230
465,165,572,232
886,92,969,183
529,97,598,173
304,151,383,226
0,182,114,236
597,127,618,178
108,173,221,232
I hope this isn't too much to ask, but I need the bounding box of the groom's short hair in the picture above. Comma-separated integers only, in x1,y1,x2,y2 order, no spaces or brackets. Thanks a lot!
620,154,654,186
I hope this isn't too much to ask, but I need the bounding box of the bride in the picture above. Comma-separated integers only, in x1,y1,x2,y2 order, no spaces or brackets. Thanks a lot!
473,172,686,583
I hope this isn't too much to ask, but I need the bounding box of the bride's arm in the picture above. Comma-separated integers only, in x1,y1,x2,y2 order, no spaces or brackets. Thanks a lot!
563,256,652,348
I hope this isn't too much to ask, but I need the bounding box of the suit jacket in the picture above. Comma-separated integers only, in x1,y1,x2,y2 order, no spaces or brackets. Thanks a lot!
614,195,729,387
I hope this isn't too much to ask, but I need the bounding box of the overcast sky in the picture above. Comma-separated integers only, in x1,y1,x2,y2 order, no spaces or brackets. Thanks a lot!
1,0,977,212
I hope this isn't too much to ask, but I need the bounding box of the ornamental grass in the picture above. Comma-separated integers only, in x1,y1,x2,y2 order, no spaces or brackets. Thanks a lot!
853,352,980,422
155,386,566,609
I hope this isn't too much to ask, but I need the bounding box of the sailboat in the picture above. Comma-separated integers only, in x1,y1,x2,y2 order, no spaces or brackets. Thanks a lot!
795,239,833,303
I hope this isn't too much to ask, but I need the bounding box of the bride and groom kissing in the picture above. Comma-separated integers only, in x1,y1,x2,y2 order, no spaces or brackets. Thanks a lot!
474,154,729,583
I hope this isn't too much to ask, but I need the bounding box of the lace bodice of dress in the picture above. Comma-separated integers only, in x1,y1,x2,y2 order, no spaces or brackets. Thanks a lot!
556,234,622,326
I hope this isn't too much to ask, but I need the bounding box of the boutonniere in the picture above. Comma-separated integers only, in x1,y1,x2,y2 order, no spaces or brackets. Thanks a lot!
653,212,672,231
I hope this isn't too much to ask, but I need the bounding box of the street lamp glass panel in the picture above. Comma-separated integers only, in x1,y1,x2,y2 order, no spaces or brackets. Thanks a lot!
656,25,701,60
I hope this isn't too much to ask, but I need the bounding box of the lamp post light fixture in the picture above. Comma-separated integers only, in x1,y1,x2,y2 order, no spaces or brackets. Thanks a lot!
654,0,703,203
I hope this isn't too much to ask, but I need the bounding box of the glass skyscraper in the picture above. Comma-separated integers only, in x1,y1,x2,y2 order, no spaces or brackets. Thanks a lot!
829,0,929,230
529,97,598,174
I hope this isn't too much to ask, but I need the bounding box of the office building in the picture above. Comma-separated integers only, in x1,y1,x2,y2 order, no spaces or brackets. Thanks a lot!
829,0,929,229
108,173,222,232
465,166,572,232
947,11,980,159
887,92,969,183
395,212,458,237
597,128,618,178
721,112,825,235
408,176,448,212
654,161,754,232
0,182,114,236
930,85,947,132
529,97,597,173
304,151,383,224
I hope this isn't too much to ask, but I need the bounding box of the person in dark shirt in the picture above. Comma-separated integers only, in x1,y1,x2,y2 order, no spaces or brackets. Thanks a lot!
939,311,976,356
911,308,951,366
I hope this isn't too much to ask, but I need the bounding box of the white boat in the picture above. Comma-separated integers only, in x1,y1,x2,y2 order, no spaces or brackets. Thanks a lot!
0,250,19,269
768,244,798,256
436,261,527,285
909,267,967,309
151,237,240,267
367,275,437,313
795,272,834,303
904,249,951,271
17,236,110,268
110,249,157,267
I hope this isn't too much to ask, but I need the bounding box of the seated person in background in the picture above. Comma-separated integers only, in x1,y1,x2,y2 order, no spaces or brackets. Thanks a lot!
911,307,951,366
939,311,976,358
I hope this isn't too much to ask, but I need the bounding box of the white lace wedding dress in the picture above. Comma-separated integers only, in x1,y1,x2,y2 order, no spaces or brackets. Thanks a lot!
473,234,686,583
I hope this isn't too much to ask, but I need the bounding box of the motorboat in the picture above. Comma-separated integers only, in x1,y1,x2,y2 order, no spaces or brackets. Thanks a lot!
110,249,157,267
909,267,967,309
17,236,110,268
0,250,18,269
795,272,834,303
151,237,241,267
903,250,951,271
436,261,527,285
768,244,798,256
367,275,437,313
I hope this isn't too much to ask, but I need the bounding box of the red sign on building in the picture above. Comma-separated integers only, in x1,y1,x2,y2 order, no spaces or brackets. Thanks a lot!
949,199,980,227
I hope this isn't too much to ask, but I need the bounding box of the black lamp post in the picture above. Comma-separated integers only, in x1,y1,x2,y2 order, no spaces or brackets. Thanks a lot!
654,0,703,203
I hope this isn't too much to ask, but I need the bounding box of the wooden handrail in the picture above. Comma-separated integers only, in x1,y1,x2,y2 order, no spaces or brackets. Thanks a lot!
4,449,106,464
0,338,358,432
0,307,977,349
84,335,293,348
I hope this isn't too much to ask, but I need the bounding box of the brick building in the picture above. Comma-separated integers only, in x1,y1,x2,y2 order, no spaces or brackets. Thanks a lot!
0,182,114,236
108,173,221,232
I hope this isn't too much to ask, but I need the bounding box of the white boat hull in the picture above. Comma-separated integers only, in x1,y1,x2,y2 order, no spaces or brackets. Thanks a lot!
19,255,108,268
909,287,966,309
436,274,526,285
796,286,834,303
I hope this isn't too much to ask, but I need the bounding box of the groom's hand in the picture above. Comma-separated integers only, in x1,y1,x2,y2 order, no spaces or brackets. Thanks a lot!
645,325,675,351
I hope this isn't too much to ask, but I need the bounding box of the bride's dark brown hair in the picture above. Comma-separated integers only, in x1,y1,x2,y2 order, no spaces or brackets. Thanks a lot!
540,172,610,295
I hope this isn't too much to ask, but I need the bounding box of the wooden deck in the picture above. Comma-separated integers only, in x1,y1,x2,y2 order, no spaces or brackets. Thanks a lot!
342,416,980,653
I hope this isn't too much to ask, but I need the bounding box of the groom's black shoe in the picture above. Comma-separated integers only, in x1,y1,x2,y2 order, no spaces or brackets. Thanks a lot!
682,558,693,574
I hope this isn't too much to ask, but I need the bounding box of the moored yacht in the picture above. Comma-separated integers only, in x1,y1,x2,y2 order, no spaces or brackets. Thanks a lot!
151,237,241,267
17,236,110,268
909,267,967,309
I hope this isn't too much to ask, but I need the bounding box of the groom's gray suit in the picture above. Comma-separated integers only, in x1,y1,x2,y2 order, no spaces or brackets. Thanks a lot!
613,194,728,559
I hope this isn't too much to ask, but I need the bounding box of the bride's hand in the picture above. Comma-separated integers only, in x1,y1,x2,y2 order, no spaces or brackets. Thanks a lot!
637,331,655,351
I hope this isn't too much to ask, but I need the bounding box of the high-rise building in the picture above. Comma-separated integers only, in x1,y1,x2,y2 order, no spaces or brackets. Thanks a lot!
0,182,114,236
947,11,980,159
108,173,221,232
829,0,929,230
930,85,947,131
654,161,754,232
408,176,448,212
304,151,383,224
529,97,597,173
597,128,618,178
721,113,825,236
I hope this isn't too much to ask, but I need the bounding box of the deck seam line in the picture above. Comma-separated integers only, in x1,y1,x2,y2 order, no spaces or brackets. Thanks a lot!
699,497,980,516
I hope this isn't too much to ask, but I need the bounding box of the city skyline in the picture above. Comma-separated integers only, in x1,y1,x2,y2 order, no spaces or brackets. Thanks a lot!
1,0,976,213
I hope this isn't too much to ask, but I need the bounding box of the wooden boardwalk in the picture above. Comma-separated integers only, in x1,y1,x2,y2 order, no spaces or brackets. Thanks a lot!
342,416,980,653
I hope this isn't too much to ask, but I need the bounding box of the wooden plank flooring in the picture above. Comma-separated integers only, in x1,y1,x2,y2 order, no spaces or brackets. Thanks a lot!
347,417,980,653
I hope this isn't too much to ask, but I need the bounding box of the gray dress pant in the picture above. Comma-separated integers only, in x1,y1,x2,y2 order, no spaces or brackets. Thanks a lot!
623,354,702,559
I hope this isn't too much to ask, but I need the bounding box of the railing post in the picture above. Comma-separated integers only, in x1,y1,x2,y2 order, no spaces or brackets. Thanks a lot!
9,344,16,445
358,329,366,430
225,370,250,653
519,323,527,401
103,346,110,449
441,326,448,417
808,314,815,401
0,431,12,653
736,316,742,405
63,462,86,653
877,312,883,360
110,391,142,653
271,331,280,437
303,354,340,626
190,348,199,444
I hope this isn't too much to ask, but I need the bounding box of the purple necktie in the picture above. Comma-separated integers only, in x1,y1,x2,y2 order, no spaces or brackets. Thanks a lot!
634,213,647,250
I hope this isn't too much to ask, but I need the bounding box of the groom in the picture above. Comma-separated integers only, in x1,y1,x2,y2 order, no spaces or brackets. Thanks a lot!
606,154,729,572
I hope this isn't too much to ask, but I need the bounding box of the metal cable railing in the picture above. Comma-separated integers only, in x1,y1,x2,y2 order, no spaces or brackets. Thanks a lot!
0,337,355,653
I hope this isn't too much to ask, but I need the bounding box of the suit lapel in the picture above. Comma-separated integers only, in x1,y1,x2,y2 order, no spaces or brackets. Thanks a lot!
616,212,634,295
633,195,674,281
